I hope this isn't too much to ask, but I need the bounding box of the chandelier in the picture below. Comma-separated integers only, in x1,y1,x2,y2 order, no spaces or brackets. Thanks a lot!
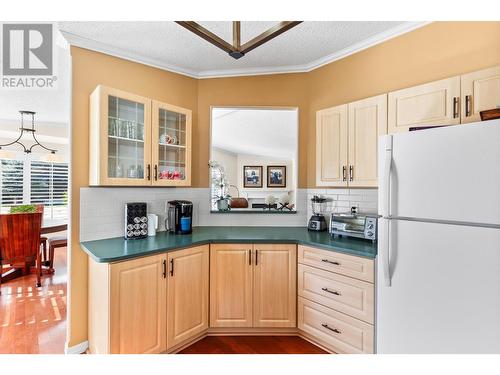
0,111,57,154
176,21,302,60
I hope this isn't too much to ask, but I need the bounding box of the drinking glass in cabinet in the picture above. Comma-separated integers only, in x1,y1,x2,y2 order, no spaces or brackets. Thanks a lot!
107,95,146,179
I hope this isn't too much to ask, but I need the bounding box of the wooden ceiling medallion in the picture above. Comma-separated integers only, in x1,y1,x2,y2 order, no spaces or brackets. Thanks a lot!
175,21,302,59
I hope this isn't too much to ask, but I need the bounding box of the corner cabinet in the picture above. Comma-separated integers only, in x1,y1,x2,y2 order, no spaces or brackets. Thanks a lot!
89,85,192,186
316,94,387,188
210,243,296,328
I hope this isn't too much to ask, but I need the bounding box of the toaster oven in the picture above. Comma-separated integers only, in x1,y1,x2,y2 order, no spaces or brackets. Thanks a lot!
329,212,378,242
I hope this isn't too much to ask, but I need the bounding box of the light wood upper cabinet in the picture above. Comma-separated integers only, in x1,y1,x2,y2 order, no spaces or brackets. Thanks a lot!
109,254,167,354
348,94,387,187
90,85,152,186
461,65,500,123
316,105,348,187
316,96,386,188
210,244,253,328
89,85,192,186
253,244,296,328
166,245,208,349
388,76,461,133
152,101,192,186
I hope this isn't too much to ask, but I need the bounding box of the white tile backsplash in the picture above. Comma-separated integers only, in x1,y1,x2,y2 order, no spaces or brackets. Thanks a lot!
80,187,377,242
306,188,379,226
80,187,308,242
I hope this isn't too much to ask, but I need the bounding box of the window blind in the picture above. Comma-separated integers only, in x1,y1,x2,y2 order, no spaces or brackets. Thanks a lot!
30,161,69,219
0,159,24,206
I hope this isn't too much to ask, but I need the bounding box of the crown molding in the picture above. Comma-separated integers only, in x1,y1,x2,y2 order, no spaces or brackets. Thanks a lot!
60,22,430,80
60,30,199,78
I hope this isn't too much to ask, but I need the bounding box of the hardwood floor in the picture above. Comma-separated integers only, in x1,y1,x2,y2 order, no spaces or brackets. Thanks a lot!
0,247,67,354
178,336,328,354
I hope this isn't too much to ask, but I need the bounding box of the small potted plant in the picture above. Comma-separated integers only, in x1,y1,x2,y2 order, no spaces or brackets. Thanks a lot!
209,161,231,211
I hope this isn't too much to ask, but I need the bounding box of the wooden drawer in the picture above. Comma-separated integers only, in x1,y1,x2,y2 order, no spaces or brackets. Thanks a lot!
298,297,373,354
298,245,374,283
298,264,374,324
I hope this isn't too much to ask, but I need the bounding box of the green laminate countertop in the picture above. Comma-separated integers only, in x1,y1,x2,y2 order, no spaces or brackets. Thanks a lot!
80,226,377,263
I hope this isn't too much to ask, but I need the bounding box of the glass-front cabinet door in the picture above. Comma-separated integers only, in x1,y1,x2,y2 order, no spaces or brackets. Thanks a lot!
90,86,151,186
152,101,192,186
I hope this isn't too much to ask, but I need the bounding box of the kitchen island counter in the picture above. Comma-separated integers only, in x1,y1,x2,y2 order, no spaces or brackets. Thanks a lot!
81,226,377,263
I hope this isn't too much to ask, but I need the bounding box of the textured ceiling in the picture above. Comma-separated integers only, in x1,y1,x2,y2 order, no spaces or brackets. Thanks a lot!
58,21,420,77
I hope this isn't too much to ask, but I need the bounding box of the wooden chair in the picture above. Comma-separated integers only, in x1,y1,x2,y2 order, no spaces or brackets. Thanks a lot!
40,223,67,272
0,205,44,292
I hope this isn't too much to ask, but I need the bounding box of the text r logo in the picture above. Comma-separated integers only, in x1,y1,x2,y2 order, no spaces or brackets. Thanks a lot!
2,24,53,76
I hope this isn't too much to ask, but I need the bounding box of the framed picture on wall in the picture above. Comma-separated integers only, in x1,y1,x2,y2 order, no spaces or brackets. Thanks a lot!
267,166,286,188
243,166,263,188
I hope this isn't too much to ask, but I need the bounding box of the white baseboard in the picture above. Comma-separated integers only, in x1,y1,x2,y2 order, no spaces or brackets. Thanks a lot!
65,340,89,354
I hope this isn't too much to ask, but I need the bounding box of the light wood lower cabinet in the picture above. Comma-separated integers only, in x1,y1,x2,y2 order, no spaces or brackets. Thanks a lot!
166,245,209,349
297,245,375,354
298,245,374,283
298,297,373,354
88,253,167,354
298,264,374,324
253,244,297,328
88,246,209,354
210,243,297,328
210,244,253,327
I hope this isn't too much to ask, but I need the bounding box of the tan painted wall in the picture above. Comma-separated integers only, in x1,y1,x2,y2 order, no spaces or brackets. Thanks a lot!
306,21,500,186
69,47,198,345
69,22,500,346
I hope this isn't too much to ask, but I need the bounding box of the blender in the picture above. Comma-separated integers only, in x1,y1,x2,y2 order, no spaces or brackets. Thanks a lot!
308,195,327,231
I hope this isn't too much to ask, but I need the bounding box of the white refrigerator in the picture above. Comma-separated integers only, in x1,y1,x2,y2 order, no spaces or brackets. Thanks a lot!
376,119,500,353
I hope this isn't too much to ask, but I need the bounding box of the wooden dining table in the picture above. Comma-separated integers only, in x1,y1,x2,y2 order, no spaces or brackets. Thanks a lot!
41,222,68,235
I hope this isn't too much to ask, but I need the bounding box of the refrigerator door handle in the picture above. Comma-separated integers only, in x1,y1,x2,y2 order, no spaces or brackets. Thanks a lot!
381,135,393,218
382,218,392,287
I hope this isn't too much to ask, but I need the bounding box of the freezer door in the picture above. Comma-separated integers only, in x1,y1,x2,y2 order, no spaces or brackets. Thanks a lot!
376,219,500,353
379,119,500,225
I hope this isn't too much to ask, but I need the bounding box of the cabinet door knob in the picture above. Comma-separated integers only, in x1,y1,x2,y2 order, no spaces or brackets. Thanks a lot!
349,165,353,182
154,165,158,181
170,258,174,276
162,259,167,278
342,166,347,181
248,250,252,266
255,250,259,265
147,164,151,181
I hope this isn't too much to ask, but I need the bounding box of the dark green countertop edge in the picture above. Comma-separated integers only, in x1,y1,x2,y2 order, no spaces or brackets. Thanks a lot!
80,226,377,263
210,210,297,214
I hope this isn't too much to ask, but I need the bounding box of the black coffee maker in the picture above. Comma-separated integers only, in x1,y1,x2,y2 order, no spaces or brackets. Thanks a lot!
166,200,193,234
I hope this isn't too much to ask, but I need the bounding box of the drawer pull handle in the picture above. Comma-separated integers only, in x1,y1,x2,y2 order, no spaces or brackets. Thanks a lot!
321,323,341,334
321,259,340,266
322,287,341,296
